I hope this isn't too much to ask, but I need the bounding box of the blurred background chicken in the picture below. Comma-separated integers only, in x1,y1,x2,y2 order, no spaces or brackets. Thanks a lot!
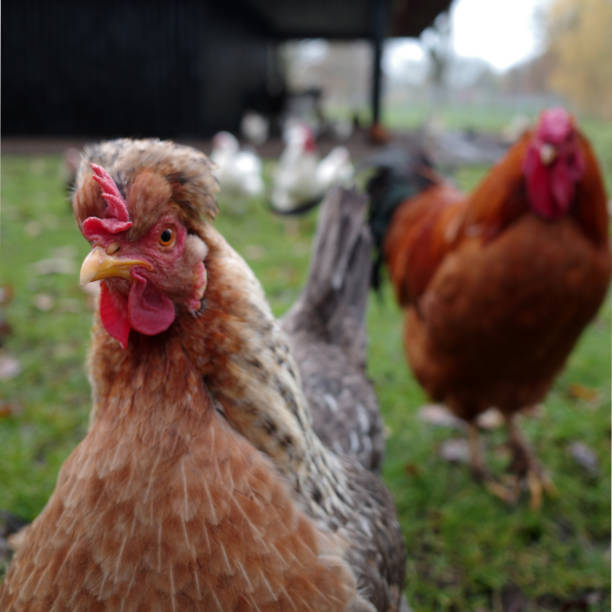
210,131,264,206
240,110,270,147
1,139,405,610
270,122,354,215
366,108,611,507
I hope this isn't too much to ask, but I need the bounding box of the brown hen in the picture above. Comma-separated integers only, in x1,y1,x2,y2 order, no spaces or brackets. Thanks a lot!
1,139,404,610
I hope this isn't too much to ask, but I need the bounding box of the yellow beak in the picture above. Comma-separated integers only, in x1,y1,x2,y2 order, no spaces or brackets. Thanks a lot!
80,246,152,286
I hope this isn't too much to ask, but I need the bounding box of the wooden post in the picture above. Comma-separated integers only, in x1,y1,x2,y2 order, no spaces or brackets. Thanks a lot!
370,0,387,125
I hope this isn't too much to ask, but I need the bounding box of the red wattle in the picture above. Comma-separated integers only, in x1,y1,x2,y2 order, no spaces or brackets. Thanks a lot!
551,160,576,215
99,282,131,349
128,272,176,336
527,163,554,219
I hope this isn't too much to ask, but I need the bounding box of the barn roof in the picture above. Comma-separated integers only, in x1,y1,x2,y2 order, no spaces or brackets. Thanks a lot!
231,0,452,40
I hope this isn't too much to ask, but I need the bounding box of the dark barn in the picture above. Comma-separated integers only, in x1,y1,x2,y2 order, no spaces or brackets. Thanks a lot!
2,0,450,138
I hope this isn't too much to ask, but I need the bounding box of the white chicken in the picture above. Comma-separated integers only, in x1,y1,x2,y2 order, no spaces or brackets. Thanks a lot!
210,131,264,203
316,146,354,193
240,111,269,146
270,122,354,215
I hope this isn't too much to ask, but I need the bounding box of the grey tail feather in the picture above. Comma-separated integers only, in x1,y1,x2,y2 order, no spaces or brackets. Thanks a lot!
283,187,372,366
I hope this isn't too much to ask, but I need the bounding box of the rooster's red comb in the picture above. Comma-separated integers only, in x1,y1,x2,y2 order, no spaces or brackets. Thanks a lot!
82,163,132,240
537,108,574,145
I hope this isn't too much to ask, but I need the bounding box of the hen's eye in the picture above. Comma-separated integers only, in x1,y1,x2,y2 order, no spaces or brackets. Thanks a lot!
159,228,175,247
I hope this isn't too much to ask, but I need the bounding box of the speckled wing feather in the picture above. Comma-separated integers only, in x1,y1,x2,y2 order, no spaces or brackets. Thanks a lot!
282,188,385,472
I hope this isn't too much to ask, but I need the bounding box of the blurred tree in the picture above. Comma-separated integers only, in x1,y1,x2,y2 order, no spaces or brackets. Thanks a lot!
281,41,371,114
546,0,612,119
421,11,453,101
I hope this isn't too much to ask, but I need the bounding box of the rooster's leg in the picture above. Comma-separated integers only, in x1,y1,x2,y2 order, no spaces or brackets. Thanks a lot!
506,414,557,509
467,423,516,503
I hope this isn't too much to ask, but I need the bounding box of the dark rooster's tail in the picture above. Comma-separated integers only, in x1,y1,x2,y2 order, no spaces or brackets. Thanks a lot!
282,187,384,471
283,187,372,367
365,145,437,290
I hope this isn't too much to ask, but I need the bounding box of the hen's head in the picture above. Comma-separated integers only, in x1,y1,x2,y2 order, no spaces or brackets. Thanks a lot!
73,139,219,348
523,107,585,219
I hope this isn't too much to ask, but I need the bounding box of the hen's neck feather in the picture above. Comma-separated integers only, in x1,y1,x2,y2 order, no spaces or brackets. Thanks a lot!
180,226,354,520
88,226,353,521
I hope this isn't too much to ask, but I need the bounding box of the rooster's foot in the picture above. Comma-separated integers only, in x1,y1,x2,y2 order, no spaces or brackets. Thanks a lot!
506,415,557,509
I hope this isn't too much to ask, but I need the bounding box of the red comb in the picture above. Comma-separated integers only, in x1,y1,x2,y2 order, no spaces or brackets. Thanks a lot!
537,108,574,144
91,163,130,221
82,163,132,240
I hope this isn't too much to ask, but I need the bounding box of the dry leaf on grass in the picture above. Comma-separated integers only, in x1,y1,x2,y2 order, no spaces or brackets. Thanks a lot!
476,408,504,430
0,402,22,419
58,298,82,314
439,438,471,464
567,441,599,476
24,221,43,237
34,293,55,311
0,285,15,305
244,244,266,260
419,404,464,429
30,258,77,276
0,352,21,381
567,383,601,402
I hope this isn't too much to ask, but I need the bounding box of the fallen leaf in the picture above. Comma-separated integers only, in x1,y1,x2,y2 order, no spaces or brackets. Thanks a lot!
0,285,15,305
52,343,77,359
403,463,421,477
41,214,60,229
439,438,470,464
0,402,21,418
0,353,21,381
244,244,266,260
58,298,82,314
567,441,599,477
476,407,504,430
567,383,600,402
34,293,55,311
0,317,12,345
419,404,464,429
24,220,42,237
31,258,77,276
51,246,78,259
522,403,545,418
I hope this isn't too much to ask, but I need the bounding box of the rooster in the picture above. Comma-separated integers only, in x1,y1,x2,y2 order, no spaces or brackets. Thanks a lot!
1,139,405,610
366,108,611,507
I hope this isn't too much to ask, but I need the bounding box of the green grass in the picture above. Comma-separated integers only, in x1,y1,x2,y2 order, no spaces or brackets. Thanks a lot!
1,113,610,609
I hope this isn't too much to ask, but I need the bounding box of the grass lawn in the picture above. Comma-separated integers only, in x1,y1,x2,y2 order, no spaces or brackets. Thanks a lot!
1,110,610,609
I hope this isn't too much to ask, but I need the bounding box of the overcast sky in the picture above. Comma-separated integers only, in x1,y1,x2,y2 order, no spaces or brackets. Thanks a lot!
386,0,553,74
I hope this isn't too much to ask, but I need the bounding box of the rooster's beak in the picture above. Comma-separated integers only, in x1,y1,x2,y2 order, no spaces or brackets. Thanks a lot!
80,246,152,286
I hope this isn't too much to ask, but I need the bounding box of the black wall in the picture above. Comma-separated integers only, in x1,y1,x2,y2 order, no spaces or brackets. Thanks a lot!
2,0,282,137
